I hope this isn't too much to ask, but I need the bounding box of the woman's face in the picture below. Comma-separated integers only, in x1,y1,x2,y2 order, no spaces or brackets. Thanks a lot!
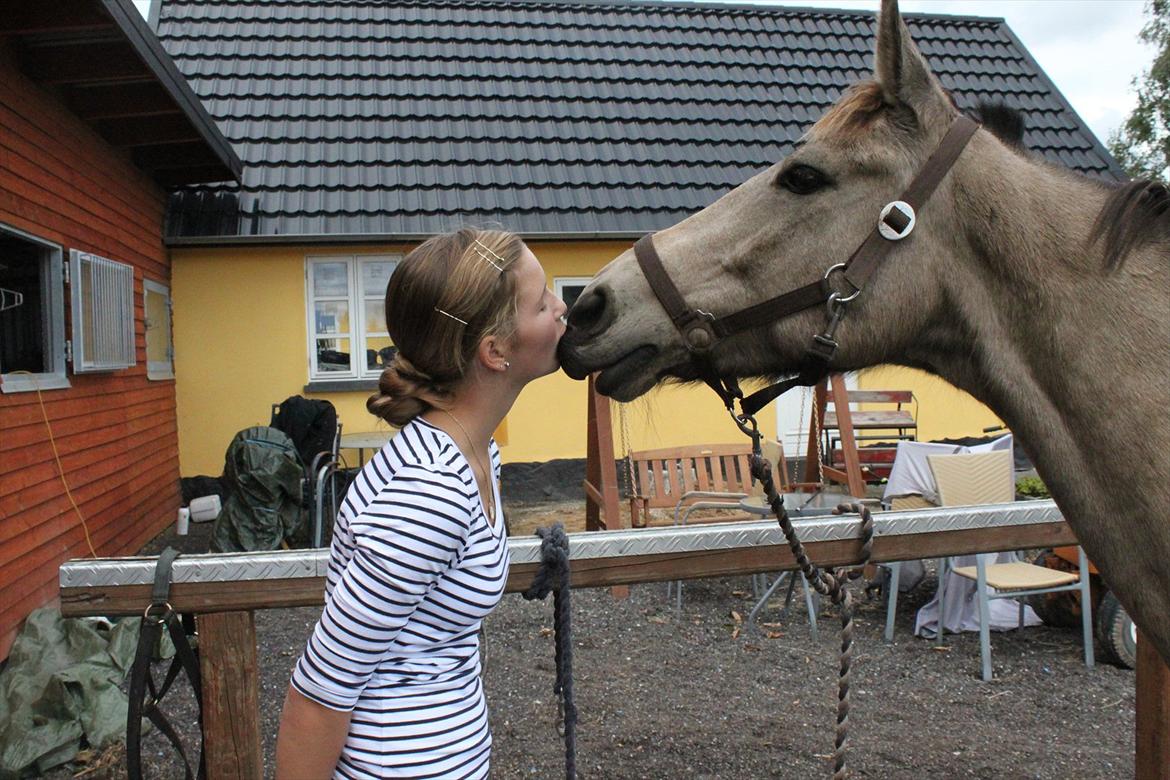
506,245,567,380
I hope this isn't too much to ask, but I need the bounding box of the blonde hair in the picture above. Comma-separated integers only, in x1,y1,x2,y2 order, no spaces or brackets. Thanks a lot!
367,228,524,426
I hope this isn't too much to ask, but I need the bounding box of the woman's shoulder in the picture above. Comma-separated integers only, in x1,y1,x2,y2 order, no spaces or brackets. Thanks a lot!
364,419,475,504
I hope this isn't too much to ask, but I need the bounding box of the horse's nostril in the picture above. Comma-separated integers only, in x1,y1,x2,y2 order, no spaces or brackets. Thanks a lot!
567,286,608,334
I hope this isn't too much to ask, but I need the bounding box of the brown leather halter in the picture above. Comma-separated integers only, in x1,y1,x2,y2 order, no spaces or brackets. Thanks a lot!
634,114,980,422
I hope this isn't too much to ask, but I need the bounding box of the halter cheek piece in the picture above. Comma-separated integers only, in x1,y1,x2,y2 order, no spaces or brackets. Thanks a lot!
634,114,980,430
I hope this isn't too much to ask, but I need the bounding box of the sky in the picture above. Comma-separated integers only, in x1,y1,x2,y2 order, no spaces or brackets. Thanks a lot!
133,0,1154,144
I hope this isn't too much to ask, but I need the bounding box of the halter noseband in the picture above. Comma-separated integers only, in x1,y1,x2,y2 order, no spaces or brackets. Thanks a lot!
634,114,980,424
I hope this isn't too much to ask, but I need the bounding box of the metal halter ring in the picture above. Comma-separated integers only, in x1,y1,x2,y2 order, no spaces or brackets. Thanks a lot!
143,601,174,623
822,263,861,304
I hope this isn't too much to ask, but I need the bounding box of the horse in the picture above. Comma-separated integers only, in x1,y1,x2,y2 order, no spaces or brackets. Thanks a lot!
558,0,1170,666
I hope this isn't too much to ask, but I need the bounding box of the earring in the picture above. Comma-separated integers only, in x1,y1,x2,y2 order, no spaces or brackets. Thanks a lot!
504,361,510,369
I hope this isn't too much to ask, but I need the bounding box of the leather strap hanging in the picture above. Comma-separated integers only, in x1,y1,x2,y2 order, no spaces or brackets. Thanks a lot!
127,547,205,780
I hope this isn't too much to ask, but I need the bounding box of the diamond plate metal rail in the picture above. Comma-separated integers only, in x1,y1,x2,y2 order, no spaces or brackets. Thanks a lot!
59,501,1074,617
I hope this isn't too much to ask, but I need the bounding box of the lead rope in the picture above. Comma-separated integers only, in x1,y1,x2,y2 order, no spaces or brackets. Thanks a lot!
733,409,873,780
522,524,577,780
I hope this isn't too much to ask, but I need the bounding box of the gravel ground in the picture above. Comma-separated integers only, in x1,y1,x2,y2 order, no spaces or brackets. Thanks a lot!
49,502,1135,779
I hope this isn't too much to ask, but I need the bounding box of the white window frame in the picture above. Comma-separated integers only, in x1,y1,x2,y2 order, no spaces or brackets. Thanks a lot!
0,223,69,393
143,279,174,380
554,277,593,308
69,249,136,373
305,254,400,381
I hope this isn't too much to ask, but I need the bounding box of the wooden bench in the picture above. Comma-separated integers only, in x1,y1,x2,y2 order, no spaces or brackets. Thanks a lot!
627,441,788,527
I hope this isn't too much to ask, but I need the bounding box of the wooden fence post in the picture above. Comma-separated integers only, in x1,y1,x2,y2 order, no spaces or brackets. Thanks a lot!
1136,630,1170,780
199,610,263,780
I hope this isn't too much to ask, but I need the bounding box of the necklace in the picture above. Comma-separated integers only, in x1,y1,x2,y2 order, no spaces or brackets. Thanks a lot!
442,410,497,525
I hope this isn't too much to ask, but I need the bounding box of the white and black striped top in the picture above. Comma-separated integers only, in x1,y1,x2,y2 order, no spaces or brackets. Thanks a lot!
292,417,509,779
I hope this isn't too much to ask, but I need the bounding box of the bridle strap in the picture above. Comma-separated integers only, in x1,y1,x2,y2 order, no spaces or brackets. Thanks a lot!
635,114,980,354
844,115,980,289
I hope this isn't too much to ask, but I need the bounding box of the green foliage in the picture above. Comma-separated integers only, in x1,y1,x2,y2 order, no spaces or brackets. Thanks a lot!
1015,475,1050,499
1108,0,1170,183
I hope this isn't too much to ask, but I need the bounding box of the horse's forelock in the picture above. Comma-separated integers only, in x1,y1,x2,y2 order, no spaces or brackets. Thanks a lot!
815,81,887,137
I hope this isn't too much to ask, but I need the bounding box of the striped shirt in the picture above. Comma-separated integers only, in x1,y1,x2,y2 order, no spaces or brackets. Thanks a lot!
292,417,509,779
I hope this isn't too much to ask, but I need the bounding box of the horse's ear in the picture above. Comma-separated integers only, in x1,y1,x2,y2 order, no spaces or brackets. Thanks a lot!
874,0,947,111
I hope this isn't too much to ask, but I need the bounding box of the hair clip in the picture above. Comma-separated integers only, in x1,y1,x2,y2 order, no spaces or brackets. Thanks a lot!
471,238,506,272
433,307,468,326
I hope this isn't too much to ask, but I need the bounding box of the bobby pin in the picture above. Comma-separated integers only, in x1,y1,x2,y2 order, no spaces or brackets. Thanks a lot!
472,238,506,272
433,307,468,326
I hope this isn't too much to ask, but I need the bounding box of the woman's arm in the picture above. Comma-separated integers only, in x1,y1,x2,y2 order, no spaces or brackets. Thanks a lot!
274,685,351,779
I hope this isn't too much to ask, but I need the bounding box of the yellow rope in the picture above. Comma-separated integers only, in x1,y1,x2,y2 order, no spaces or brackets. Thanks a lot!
7,370,98,557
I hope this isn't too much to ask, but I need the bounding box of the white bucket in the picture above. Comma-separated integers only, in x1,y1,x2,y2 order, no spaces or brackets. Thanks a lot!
189,495,222,523
175,507,190,536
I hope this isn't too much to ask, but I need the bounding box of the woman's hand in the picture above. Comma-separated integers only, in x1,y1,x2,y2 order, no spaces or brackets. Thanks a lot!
274,685,351,779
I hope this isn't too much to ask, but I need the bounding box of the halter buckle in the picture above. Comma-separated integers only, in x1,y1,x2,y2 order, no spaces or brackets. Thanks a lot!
878,201,916,240
682,310,718,353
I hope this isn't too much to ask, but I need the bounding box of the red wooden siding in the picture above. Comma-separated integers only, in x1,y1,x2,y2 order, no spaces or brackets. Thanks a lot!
0,43,180,659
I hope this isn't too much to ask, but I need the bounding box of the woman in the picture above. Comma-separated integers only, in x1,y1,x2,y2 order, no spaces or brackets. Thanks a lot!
275,228,567,779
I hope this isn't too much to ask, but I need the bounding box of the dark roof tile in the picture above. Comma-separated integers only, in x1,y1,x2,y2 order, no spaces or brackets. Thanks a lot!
159,0,1125,241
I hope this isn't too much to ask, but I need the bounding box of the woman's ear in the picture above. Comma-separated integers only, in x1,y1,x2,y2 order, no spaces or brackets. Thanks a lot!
476,334,510,373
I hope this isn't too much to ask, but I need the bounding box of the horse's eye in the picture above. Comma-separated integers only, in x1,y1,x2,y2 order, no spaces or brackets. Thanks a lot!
777,164,829,195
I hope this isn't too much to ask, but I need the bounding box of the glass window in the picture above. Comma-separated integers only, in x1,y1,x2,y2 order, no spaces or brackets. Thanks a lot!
554,277,592,309
306,254,400,380
0,225,69,393
144,280,173,380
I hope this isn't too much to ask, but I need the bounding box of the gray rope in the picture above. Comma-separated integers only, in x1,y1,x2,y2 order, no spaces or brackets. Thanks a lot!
522,523,577,780
749,454,874,780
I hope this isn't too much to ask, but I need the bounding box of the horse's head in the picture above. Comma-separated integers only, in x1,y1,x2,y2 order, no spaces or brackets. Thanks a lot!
559,0,971,400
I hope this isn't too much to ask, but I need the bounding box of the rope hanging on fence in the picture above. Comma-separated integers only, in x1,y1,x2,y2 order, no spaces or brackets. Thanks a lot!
748,453,874,780
522,524,578,780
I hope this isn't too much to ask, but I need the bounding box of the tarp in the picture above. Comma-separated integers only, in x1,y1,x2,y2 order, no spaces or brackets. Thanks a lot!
212,426,306,552
0,608,153,778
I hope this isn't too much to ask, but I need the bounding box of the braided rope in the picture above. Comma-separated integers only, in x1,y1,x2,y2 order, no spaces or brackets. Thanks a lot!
522,524,577,779
749,453,874,780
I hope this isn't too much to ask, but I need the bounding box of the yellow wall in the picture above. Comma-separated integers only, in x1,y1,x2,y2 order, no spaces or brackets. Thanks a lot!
171,240,777,476
857,365,1002,441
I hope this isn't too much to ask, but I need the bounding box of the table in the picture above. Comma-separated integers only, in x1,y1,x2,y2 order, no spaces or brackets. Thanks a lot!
339,430,393,466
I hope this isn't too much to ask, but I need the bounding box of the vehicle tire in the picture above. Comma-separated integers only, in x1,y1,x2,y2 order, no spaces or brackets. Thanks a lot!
1095,591,1137,669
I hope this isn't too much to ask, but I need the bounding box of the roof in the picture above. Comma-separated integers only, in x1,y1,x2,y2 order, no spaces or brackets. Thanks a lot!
1,0,240,187
156,0,1125,244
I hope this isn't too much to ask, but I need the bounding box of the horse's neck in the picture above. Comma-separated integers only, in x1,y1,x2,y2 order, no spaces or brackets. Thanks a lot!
927,138,1168,522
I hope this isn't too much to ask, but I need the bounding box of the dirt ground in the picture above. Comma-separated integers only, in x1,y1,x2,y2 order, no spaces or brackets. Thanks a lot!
51,500,1135,779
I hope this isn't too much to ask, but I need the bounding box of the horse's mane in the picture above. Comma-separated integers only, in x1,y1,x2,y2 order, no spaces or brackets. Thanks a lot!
973,101,1168,272
1092,180,1170,271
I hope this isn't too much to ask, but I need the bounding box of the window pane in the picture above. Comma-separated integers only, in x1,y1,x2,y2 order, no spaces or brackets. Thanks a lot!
313,262,348,297
145,287,171,364
316,338,351,372
364,298,386,334
361,261,395,297
0,233,47,373
560,284,587,309
314,300,349,335
365,336,395,370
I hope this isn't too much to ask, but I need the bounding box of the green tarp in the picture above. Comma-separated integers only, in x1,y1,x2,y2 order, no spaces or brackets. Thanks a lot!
0,608,156,778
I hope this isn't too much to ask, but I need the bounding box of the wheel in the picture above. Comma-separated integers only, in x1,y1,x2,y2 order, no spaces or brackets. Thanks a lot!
1095,590,1137,669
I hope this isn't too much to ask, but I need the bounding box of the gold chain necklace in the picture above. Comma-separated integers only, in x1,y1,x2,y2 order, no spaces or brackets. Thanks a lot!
442,409,496,524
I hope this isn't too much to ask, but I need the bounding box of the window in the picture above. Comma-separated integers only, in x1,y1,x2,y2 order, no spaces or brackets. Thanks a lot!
69,250,135,372
144,280,173,380
554,277,592,309
0,225,68,393
306,255,399,380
